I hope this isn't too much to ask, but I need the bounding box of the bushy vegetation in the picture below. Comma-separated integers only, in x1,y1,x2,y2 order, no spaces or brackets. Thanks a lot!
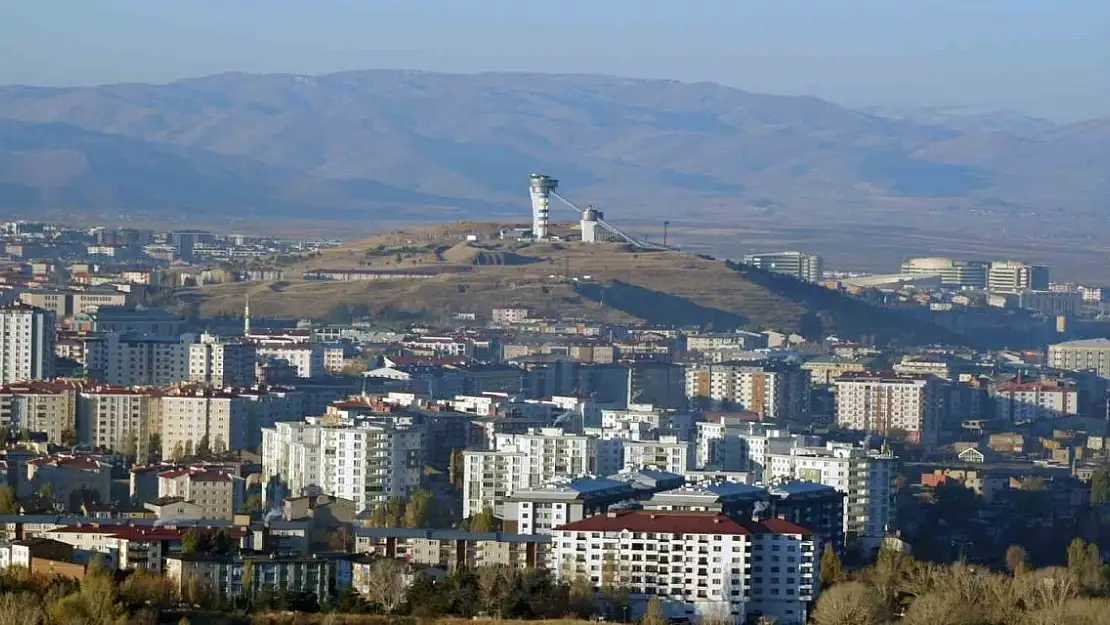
814,538,1110,625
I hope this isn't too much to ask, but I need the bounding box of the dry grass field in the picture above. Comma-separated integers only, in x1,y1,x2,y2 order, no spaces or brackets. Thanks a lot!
177,222,960,344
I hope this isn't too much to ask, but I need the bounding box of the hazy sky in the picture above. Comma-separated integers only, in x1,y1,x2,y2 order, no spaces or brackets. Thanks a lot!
2,0,1108,121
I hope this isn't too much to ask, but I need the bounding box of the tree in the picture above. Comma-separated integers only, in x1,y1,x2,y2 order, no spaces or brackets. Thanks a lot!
642,596,666,625
210,528,233,555
449,448,464,490
121,433,138,461
238,494,264,516
195,435,211,459
181,529,210,555
36,483,54,501
171,442,185,462
363,559,407,613
469,506,498,533
403,489,433,528
812,581,888,625
0,485,17,514
1091,465,1110,504
820,543,843,589
1067,538,1108,596
48,566,127,625
327,525,354,552
60,428,78,448
1006,544,1030,576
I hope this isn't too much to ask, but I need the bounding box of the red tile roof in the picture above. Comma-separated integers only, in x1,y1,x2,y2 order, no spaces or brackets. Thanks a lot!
758,518,814,536
554,511,814,537
555,511,754,535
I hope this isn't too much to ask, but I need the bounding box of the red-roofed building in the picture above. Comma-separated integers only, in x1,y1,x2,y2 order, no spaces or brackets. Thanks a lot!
552,510,817,625
25,454,111,507
993,379,1079,422
158,467,245,520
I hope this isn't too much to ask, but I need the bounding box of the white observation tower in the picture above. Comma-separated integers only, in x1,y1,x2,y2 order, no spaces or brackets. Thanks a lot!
528,174,558,239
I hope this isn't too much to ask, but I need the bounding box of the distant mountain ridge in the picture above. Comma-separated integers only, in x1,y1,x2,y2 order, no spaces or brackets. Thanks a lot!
0,70,1105,233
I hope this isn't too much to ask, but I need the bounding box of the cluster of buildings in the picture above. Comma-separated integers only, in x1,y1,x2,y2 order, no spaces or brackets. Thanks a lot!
3,220,1110,623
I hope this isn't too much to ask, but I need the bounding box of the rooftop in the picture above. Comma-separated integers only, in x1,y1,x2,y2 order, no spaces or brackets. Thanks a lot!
554,510,812,537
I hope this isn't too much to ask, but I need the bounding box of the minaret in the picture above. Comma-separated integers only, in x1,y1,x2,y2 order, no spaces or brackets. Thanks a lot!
244,295,251,337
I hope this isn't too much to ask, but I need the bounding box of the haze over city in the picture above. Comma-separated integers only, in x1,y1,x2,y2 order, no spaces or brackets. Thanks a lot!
0,3,1109,625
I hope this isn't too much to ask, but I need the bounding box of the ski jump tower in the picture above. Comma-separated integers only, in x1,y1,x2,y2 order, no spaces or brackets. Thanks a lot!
525,172,672,250
528,173,558,239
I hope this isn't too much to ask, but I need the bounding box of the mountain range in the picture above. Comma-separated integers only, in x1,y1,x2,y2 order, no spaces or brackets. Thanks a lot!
0,70,1106,238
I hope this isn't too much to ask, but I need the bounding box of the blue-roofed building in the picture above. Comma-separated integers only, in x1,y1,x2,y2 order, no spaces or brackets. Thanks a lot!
768,480,845,551
502,476,639,535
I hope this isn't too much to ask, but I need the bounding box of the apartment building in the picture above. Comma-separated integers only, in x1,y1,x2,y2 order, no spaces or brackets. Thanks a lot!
800,356,869,387
255,343,326,378
355,528,548,571
834,373,945,449
0,381,77,443
90,306,184,336
685,361,811,424
685,332,769,354
551,511,818,625
993,380,1079,422
165,552,347,603
159,387,253,458
262,415,426,513
0,304,56,384
743,251,824,283
767,443,895,542
493,428,619,488
502,477,638,535
188,333,257,387
623,436,695,475
77,387,156,457
19,290,131,318
694,420,794,474
86,333,188,387
25,455,111,504
462,449,530,518
1048,338,1110,378
157,468,244,520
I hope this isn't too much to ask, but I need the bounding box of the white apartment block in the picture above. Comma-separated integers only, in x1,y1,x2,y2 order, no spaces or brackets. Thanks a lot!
188,334,257,387
0,304,56,384
623,436,695,475
158,468,244,520
77,387,156,457
767,443,895,542
86,333,188,387
462,449,530,518
0,381,77,443
685,362,811,424
159,389,252,458
602,407,698,441
1048,338,1110,378
834,373,944,449
695,421,794,474
551,511,818,625
256,343,325,378
993,380,1079,422
262,416,425,513
493,428,620,484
